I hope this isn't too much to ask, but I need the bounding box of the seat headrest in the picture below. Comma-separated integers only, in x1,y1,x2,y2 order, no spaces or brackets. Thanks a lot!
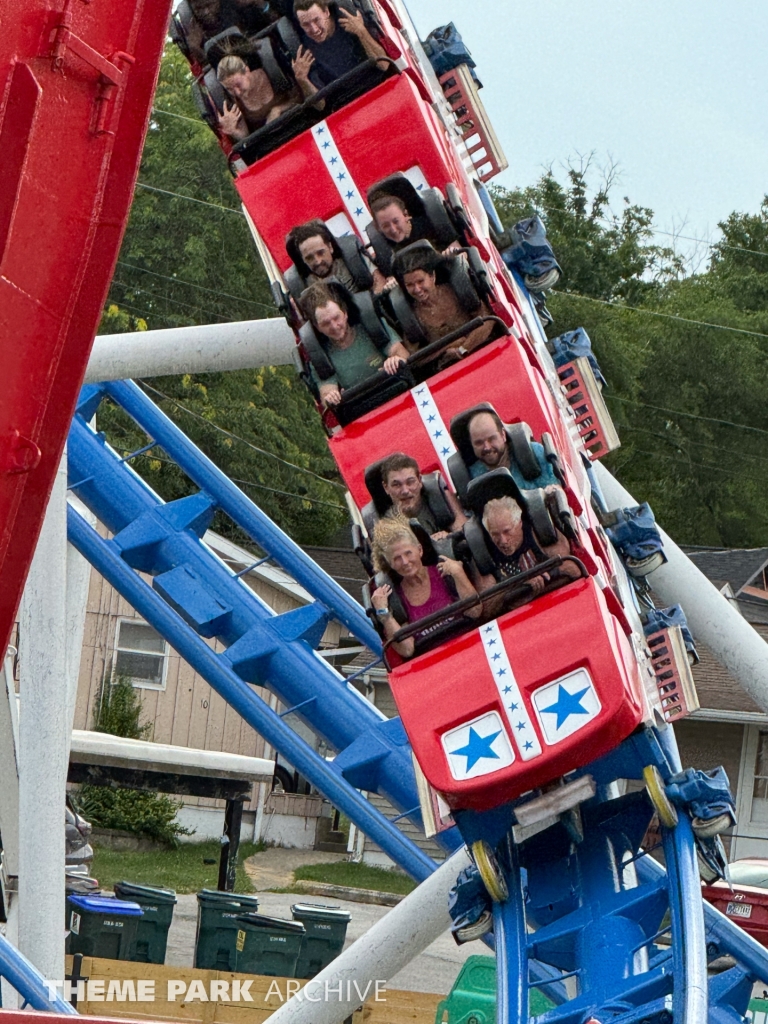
367,173,424,217
465,468,524,516
364,458,392,515
449,402,502,465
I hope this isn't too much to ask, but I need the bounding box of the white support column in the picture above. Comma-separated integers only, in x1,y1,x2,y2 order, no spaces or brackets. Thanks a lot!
266,847,472,1024
64,496,95,748
594,463,768,713
84,318,295,382
0,648,20,1009
17,454,68,982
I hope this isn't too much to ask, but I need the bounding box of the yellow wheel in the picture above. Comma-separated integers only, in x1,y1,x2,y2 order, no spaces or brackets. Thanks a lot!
471,840,509,903
643,765,678,828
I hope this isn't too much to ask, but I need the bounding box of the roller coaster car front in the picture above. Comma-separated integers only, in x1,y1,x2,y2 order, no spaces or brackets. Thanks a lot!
388,576,650,812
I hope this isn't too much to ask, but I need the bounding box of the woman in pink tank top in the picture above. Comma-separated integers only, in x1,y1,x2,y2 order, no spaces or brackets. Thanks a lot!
370,518,481,659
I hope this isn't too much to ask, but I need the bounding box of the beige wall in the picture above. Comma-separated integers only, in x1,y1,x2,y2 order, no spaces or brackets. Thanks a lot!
76,564,344,813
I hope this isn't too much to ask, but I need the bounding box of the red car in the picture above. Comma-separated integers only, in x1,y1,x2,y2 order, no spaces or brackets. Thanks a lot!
703,859,768,947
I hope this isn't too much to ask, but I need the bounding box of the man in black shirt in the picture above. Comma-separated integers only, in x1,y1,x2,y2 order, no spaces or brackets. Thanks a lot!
292,0,385,96
380,453,466,541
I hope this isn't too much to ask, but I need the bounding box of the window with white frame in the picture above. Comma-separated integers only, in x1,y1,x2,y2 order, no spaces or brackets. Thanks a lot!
114,619,168,689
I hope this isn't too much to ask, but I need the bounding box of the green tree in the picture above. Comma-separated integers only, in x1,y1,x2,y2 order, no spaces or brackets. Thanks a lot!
93,668,151,740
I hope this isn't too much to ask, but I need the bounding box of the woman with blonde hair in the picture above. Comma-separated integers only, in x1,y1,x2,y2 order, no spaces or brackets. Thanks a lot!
371,516,480,659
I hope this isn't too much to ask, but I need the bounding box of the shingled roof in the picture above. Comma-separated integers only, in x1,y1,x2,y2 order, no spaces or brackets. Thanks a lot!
682,547,768,594
303,546,368,602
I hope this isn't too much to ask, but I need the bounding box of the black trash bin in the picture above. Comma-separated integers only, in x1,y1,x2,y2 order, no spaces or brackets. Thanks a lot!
291,903,351,978
65,895,143,960
234,913,306,977
114,881,177,964
194,889,259,970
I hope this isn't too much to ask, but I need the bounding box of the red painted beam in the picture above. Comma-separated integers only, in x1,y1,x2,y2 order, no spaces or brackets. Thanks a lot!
0,0,171,655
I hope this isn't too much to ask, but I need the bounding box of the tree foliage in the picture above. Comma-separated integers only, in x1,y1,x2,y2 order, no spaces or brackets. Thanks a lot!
493,164,768,547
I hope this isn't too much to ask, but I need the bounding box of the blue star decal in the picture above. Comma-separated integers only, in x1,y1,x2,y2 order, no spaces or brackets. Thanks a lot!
503,685,512,694
316,126,325,134
488,638,497,646
484,626,494,634
329,155,338,164
524,741,533,751
415,388,425,395
346,190,355,199
441,447,451,455
450,727,502,771
433,429,443,439
355,207,364,216
516,720,527,731
496,668,507,677
427,414,436,423
322,141,331,149
421,400,430,408
509,702,519,711
492,652,501,661
540,685,591,730
337,172,346,181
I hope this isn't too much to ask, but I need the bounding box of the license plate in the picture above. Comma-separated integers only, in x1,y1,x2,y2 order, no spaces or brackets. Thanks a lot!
726,901,752,918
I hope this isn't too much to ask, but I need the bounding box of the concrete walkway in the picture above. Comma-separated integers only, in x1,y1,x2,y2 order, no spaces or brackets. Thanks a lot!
242,846,349,890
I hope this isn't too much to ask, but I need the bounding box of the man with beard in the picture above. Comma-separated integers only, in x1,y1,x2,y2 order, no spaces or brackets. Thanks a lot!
467,410,556,491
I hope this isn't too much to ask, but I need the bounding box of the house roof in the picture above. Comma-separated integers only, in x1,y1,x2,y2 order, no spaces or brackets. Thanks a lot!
303,546,368,603
682,547,768,594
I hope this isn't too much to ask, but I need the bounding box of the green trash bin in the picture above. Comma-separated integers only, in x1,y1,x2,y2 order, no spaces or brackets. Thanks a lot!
66,895,143,961
114,881,177,964
194,889,260,970
434,954,556,1023
234,913,306,977
749,996,768,1022
290,903,351,979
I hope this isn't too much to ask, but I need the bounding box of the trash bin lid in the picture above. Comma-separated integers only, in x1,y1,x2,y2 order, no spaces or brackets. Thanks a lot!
291,903,352,922
236,913,305,934
68,895,143,916
197,888,259,906
115,881,177,904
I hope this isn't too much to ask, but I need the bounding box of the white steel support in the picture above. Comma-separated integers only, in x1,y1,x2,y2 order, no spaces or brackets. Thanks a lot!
84,318,295,382
595,463,768,713
266,847,472,1024
17,454,68,982
64,497,95,748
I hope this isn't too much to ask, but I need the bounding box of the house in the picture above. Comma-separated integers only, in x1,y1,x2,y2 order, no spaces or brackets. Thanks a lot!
674,547,768,859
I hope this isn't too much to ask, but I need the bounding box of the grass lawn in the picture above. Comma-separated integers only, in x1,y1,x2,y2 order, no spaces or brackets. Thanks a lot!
292,861,416,896
91,841,261,895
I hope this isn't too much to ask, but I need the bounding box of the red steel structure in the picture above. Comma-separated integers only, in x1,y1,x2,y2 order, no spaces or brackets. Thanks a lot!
0,0,171,657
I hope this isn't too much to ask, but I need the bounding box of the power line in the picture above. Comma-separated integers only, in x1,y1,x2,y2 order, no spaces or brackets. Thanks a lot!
116,260,276,313
649,226,768,260
608,395,768,438
563,291,768,340
111,277,231,323
138,381,346,490
135,181,243,215
618,423,768,465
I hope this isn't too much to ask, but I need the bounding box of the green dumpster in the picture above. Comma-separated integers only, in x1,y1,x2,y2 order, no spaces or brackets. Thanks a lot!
66,895,143,961
749,996,768,1022
194,889,260,970
114,881,177,964
234,913,306,977
291,903,351,979
434,955,556,1023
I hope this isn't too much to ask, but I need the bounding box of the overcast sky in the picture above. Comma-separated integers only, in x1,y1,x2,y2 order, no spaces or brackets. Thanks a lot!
409,1,767,249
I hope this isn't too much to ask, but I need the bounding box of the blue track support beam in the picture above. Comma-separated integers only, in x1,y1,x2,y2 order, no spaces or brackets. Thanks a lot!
0,933,76,1014
66,406,448,832
67,502,438,881
663,813,708,1022
96,380,382,654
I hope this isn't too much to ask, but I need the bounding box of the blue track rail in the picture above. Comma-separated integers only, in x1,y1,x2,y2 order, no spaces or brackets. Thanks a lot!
64,381,768,1023
0,933,76,1013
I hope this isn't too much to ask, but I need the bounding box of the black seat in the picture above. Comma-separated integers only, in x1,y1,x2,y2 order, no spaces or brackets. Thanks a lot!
364,174,462,275
462,470,559,577
447,404,546,502
360,458,455,536
284,233,374,303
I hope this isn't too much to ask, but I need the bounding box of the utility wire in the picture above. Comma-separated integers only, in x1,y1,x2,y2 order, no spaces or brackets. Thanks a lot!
618,423,768,465
111,277,232,323
649,226,768,260
135,181,243,215
562,291,768,340
608,395,768,438
138,381,346,490
116,260,276,313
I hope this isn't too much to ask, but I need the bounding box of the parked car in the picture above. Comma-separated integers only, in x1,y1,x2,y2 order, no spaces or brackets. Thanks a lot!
702,859,768,948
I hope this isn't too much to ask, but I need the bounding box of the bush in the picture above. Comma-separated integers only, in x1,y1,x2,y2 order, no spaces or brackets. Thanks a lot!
77,786,194,847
